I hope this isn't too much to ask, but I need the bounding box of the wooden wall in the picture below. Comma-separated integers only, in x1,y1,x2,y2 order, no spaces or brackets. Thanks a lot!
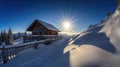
28,22,58,35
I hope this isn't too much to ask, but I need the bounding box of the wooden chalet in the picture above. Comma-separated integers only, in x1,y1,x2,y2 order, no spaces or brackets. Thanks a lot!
26,19,60,35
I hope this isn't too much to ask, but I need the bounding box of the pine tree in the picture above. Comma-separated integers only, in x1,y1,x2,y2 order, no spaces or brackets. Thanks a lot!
3,30,8,45
1,31,4,42
3,30,6,42
25,32,27,35
8,28,14,44
0,31,1,42
0,31,3,42
17,32,22,38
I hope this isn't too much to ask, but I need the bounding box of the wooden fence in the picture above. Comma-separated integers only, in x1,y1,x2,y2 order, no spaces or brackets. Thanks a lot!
0,35,62,64
23,35,62,42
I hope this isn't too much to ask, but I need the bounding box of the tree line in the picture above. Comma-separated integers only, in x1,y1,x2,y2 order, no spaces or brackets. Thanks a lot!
0,28,23,45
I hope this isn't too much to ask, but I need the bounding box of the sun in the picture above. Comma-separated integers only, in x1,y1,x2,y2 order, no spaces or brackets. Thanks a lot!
63,20,71,30
58,11,77,33
61,18,75,32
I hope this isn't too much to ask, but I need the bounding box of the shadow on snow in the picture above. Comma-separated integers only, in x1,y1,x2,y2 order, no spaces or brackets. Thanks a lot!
73,32,116,54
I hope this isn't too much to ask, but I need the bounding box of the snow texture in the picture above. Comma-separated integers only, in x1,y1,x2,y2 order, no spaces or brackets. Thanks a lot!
1,5,120,67
36,19,60,32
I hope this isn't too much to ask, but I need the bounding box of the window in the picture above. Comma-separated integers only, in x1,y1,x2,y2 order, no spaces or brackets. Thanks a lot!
33,32,36,35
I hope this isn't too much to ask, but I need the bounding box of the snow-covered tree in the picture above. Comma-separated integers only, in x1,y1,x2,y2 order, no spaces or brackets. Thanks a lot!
0,29,14,45
8,28,14,44
0,31,4,42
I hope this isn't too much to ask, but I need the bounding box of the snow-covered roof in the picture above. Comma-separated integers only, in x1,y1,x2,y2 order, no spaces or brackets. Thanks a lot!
38,19,60,32
27,19,60,32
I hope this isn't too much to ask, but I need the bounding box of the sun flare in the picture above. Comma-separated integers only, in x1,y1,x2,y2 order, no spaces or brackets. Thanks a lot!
58,11,78,33
63,21,71,30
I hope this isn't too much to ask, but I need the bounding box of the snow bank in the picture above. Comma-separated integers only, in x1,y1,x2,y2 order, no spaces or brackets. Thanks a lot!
100,6,120,54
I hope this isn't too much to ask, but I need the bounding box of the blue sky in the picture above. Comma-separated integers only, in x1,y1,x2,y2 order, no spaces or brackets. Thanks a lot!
0,0,117,33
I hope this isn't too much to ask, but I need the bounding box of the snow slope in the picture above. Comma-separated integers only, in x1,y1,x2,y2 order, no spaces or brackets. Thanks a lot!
44,6,120,67
1,5,120,67
100,6,120,54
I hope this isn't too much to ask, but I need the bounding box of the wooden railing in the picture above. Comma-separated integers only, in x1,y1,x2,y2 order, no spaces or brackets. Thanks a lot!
23,35,62,43
0,35,62,64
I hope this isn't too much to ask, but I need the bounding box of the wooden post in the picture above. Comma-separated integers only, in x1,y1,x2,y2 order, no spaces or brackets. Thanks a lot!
33,40,38,49
15,47,18,56
23,36,25,43
2,45,8,64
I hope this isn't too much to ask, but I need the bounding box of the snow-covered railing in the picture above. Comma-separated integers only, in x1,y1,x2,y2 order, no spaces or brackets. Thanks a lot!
0,35,62,64
23,35,61,43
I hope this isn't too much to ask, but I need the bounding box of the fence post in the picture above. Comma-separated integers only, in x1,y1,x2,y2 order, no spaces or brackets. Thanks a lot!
15,47,18,56
33,40,38,49
23,36,25,43
2,45,8,64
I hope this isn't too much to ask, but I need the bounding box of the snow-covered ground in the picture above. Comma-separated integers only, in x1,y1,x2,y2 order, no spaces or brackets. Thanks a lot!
13,38,24,45
0,35,70,67
1,5,120,67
